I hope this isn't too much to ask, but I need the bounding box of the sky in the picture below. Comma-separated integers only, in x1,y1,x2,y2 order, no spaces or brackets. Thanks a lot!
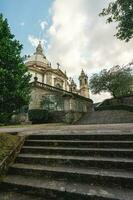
0,0,133,102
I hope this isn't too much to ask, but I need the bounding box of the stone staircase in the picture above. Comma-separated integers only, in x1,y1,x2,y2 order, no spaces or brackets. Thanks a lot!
1,131,133,199
77,110,133,124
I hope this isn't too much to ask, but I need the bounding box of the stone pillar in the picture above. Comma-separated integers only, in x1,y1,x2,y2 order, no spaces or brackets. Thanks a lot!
29,88,42,110
46,72,52,85
64,97,71,111
70,98,76,111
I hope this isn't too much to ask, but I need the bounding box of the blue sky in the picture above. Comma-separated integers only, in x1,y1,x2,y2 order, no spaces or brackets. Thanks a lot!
0,0,133,102
0,0,53,55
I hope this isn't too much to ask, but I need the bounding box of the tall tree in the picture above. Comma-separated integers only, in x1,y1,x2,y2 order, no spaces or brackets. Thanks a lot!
100,0,133,42
89,65,133,98
0,14,31,123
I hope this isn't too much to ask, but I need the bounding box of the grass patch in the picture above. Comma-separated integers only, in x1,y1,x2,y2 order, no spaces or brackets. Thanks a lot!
0,133,19,162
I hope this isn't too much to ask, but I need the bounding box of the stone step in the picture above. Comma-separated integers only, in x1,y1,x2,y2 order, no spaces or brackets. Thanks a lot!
27,133,133,141
16,154,133,170
21,146,133,158
24,140,133,148
0,191,45,200
9,163,133,188
3,174,133,200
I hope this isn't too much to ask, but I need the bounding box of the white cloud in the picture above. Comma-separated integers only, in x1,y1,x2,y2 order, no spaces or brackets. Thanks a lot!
40,20,48,30
90,92,112,103
20,22,25,26
28,35,45,48
47,0,90,76
46,0,133,102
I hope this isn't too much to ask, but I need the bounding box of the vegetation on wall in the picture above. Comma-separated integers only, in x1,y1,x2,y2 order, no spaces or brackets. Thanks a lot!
28,109,48,124
41,95,64,111
0,14,31,124
0,133,19,163
100,0,133,42
89,65,133,98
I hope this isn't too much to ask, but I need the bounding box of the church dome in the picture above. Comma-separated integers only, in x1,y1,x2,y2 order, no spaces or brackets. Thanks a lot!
25,41,50,69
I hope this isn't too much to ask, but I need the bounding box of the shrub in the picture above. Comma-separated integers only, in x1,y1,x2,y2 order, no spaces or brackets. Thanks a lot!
95,105,133,112
28,109,48,124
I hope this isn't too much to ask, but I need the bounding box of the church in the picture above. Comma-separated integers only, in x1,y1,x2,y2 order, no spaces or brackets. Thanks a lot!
25,41,90,98
24,42,92,123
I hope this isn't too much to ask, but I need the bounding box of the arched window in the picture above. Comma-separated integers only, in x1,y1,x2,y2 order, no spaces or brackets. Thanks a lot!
85,79,87,84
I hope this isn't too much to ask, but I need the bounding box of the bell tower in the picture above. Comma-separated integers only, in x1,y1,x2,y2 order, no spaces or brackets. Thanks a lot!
79,69,90,98
69,79,77,93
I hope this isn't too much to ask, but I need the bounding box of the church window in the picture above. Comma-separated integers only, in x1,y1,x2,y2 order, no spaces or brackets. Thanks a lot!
85,79,87,84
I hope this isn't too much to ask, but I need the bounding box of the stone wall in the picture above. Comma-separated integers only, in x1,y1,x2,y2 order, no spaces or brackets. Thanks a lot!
47,111,86,124
77,110,133,124
120,96,133,107
29,82,93,124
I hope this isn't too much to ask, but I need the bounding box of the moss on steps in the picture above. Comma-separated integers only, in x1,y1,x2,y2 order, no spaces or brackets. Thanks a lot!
0,133,19,182
0,133,19,162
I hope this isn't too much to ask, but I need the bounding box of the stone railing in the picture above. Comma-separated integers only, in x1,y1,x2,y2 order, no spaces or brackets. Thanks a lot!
31,81,92,103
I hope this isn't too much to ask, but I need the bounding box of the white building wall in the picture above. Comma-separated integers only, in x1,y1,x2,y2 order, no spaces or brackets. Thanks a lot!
29,70,43,83
38,73,43,82
29,69,70,92
44,74,46,84
29,70,35,82
52,74,55,87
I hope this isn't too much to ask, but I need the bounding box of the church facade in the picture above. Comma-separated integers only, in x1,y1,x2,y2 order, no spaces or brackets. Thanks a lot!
26,41,90,98
25,42,93,123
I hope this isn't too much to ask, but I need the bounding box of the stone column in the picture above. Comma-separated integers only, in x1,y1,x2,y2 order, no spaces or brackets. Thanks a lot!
64,97,71,111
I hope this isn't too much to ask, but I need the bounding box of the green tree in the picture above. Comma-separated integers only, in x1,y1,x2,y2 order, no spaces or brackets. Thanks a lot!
0,14,31,123
100,0,133,42
89,65,133,98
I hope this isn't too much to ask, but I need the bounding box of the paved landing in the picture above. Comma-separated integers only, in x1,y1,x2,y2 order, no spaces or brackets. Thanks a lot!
0,123,133,136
